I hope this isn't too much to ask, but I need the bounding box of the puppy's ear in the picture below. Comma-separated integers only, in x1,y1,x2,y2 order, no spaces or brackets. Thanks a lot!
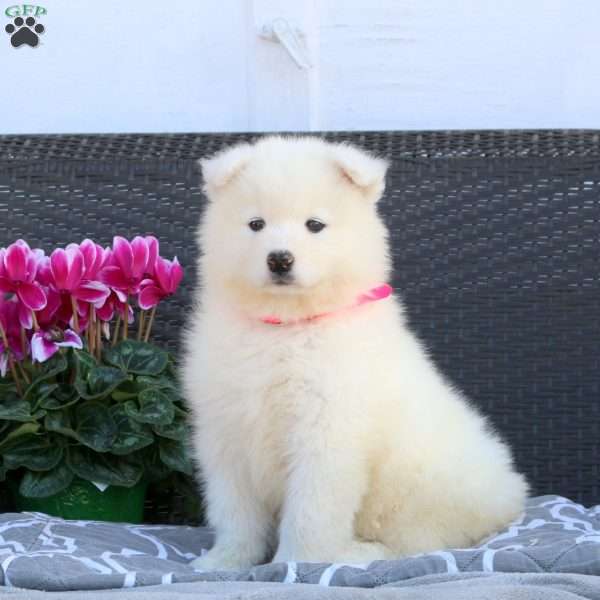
331,144,389,202
200,143,254,193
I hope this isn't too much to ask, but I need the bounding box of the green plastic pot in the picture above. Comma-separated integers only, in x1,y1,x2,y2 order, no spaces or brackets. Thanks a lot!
13,478,147,523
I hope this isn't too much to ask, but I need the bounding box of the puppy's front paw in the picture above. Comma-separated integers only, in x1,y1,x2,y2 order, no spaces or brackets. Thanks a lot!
273,540,391,564
337,541,391,563
190,547,257,571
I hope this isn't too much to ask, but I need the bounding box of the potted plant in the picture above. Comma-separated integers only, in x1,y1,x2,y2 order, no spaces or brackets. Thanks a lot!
0,237,193,523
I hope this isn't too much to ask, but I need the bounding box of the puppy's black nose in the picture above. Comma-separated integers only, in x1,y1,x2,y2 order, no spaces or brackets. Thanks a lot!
267,250,295,275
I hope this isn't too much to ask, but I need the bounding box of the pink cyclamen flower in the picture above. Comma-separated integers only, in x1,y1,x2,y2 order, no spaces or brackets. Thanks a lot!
50,246,110,306
77,239,111,280
139,256,183,309
0,240,47,313
96,290,134,324
31,328,83,363
34,287,62,329
0,297,26,367
144,236,159,277
100,236,151,300
0,295,20,338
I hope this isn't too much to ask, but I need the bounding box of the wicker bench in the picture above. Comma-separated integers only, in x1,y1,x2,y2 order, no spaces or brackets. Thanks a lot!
1,130,599,523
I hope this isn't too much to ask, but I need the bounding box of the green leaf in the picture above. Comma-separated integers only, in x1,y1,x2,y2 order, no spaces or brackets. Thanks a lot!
140,445,172,483
110,405,154,455
31,383,59,410
159,438,193,475
74,349,97,379
124,388,174,425
2,434,63,471
112,374,181,401
0,392,34,422
75,402,117,452
0,422,40,450
19,461,74,498
166,355,178,378
40,384,80,410
0,382,18,394
110,379,142,401
44,410,79,440
136,375,179,393
76,366,128,400
67,446,143,487
104,340,169,376
24,354,68,401
153,412,188,441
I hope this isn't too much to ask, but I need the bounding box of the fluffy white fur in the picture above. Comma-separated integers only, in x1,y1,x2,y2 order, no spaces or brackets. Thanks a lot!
183,136,528,570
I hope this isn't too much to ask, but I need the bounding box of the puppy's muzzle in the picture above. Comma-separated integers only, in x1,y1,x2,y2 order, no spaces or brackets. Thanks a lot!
267,250,295,278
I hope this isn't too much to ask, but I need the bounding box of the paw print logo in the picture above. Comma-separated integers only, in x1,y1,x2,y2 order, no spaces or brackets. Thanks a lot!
5,16,45,48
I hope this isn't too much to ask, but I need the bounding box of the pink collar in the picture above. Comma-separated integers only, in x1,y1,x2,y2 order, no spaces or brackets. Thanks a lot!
260,283,393,326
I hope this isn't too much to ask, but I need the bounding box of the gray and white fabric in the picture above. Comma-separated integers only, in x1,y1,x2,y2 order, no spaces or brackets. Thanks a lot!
2,574,600,600
1,495,599,592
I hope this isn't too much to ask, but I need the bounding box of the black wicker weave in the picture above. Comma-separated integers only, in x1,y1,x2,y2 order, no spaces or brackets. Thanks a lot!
0,130,599,519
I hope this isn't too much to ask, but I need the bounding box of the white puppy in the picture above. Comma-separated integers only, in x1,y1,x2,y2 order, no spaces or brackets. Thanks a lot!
183,136,527,570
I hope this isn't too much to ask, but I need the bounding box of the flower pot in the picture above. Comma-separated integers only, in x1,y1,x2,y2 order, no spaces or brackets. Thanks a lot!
13,478,147,523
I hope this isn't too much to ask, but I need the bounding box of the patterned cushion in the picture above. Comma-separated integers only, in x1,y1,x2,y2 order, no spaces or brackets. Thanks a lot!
1,495,599,591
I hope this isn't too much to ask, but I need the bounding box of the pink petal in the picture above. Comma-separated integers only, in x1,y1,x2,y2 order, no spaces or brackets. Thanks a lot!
26,248,44,282
73,281,110,305
18,302,33,329
115,302,134,324
0,276,16,293
96,301,114,322
77,300,88,317
99,247,111,270
99,266,131,291
112,236,133,279
5,243,28,282
138,285,164,310
31,332,58,363
78,240,94,267
58,330,83,350
14,239,31,250
130,237,149,280
69,308,88,331
79,240,100,278
50,249,69,290
35,256,52,286
35,288,61,326
0,303,8,332
54,294,74,323
114,288,127,303
17,282,47,311
145,236,159,276
169,257,183,292
64,247,84,290
154,257,171,292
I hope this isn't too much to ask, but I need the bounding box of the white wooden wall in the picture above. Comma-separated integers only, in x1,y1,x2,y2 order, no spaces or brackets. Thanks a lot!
1,0,599,133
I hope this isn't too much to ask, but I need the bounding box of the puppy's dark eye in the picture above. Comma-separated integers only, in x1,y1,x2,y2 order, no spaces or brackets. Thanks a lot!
306,219,326,233
248,218,265,232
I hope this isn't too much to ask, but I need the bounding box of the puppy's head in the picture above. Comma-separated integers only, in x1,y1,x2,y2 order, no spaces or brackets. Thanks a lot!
198,136,390,315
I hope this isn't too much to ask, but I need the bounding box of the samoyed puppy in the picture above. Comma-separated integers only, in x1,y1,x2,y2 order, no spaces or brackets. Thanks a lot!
183,136,527,570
